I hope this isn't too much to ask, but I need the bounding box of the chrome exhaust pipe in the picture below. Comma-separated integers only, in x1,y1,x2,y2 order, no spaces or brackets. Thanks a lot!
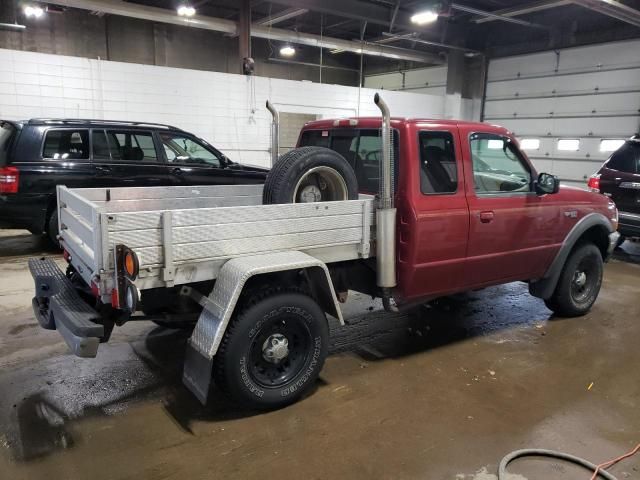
266,100,279,166
374,93,397,294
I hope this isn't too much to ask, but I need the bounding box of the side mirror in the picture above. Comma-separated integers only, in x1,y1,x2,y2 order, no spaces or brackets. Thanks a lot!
535,172,560,195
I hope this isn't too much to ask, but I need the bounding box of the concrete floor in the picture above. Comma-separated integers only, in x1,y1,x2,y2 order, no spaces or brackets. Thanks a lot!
1,229,639,480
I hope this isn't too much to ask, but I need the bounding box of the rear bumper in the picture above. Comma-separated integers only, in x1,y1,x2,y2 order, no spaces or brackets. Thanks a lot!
618,211,640,237
0,194,49,233
28,257,104,357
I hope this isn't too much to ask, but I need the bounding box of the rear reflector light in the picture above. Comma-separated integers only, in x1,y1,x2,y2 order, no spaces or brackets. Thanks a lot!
0,166,19,194
587,174,600,192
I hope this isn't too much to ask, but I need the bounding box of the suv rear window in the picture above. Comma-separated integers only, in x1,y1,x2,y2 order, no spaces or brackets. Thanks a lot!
43,129,89,160
0,122,16,166
300,128,397,193
606,142,639,173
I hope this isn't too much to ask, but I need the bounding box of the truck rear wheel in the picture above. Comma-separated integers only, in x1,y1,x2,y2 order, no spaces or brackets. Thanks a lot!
544,243,603,317
213,287,329,410
262,146,358,204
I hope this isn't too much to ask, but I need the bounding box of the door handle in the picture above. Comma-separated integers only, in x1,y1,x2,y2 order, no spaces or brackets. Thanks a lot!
479,211,495,223
94,165,111,174
172,167,184,175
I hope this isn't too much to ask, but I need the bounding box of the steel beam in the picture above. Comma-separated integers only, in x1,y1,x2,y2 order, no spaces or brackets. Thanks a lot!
35,0,443,64
451,3,551,29
569,0,640,28
473,0,571,24
255,7,308,26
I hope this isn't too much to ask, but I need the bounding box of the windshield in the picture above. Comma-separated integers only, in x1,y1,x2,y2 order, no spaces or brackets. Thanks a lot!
0,122,16,166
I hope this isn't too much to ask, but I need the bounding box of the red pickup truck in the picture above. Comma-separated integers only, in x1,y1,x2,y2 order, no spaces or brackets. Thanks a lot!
29,96,619,409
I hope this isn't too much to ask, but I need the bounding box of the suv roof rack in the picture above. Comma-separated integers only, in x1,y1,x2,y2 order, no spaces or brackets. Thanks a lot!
27,118,182,130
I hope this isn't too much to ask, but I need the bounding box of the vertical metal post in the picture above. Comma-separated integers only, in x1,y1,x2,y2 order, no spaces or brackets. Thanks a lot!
238,0,251,75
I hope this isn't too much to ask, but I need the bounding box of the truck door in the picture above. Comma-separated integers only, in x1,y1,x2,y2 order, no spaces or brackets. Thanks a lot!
462,131,557,287
397,124,469,301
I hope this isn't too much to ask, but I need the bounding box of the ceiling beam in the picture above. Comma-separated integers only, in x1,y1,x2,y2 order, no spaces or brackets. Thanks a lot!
472,0,571,24
569,0,640,28
255,7,308,26
450,3,551,29
33,0,443,64
267,0,419,31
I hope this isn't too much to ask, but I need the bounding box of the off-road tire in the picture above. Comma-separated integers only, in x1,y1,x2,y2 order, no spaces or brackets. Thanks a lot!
544,243,603,317
262,146,358,204
213,287,329,410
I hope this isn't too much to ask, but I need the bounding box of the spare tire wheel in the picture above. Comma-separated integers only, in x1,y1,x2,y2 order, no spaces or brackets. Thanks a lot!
262,146,358,204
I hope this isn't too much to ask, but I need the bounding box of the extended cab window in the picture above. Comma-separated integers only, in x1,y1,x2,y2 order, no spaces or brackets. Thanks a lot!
0,122,16,165
300,128,397,194
470,133,531,194
606,142,639,173
43,129,89,160
103,130,158,162
159,133,223,167
419,131,457,194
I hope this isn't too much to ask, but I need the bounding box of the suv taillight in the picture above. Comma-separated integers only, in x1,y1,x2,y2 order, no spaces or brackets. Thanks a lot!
0,166,19,194
587,174,600,192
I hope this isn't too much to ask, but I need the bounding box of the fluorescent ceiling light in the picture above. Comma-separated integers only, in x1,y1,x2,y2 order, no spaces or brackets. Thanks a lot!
177,5,196,17
280,45,296,57
24,5,45,18
599,139,625,152
411,10,438,25
557,139,580,151
520,138,540,150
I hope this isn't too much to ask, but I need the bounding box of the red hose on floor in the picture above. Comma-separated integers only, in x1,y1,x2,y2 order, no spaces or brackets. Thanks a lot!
590,443,640,480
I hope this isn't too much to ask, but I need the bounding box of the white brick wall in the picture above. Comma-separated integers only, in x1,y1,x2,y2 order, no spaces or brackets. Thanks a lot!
0,48,446,167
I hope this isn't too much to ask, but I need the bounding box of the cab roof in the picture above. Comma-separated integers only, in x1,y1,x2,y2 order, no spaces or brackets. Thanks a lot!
302,117,511,135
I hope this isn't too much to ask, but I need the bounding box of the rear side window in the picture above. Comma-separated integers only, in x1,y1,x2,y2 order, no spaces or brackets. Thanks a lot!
607,142,639,173
43,129,89,160
103,130,158,162
0,122,16,165
419,131,457,194
300,128,397,194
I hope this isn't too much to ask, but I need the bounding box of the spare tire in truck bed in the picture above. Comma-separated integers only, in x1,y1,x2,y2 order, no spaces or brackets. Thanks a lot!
262,146,358,204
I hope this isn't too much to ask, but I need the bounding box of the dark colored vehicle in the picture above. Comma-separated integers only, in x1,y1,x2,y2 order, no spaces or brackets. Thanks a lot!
588,135,640,243
0,119,267,242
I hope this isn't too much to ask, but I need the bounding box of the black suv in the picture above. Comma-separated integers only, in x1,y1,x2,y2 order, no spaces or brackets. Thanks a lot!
0,119,267,242
589,135,640,243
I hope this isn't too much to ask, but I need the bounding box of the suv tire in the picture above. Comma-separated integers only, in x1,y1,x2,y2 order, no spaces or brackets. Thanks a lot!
544,243,603,317
213,287,329,410
46,210,60,247
262,146,358,204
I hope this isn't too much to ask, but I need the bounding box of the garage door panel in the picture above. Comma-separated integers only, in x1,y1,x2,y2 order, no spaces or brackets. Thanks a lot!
502,116,638,137
486,70,640,99
484,92,640,118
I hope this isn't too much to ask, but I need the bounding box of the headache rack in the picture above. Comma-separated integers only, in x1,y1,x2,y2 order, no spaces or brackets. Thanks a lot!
57,184,374,303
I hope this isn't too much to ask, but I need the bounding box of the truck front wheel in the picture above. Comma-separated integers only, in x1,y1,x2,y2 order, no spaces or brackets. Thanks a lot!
213,288,329,409
544,243,603,317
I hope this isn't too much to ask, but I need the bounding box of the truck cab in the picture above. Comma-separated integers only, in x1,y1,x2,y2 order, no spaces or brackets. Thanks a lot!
298,117,618,304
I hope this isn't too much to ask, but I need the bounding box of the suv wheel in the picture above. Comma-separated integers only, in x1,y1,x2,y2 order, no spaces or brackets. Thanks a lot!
46,210,60,247
544,243,603,317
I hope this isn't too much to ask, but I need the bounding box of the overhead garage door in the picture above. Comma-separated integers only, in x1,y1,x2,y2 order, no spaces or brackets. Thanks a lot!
483,39,640,188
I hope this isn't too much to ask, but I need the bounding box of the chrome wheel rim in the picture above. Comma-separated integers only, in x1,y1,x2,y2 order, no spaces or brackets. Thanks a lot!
293,166,348,203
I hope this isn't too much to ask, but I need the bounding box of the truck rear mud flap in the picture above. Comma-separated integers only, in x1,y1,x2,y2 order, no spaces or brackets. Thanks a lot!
28,257,104,358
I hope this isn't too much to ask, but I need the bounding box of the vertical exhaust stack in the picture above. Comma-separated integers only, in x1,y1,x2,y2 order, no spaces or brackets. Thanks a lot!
373,93,397,300
266,100,279,166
